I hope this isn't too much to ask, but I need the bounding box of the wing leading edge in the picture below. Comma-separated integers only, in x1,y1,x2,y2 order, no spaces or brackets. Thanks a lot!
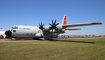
63,22,102,28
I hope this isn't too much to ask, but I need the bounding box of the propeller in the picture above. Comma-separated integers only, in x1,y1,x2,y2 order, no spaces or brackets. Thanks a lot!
49,19,59,33
39,22,45,30
5,30,15,39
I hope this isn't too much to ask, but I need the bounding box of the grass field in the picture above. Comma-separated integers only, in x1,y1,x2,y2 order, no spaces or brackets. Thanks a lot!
0,38,105,60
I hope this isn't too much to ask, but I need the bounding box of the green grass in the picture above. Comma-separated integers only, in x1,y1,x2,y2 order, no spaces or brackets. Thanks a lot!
0,38,105,60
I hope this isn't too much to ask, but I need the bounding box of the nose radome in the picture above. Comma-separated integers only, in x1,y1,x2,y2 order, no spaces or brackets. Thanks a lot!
5,30,12,37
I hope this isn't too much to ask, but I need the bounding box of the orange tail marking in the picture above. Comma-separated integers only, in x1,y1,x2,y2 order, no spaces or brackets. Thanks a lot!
63,15,67,25
62,15,67,30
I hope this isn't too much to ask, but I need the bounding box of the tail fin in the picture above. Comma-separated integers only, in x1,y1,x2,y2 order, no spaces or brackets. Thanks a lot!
62,14,68,25
61,14,81,31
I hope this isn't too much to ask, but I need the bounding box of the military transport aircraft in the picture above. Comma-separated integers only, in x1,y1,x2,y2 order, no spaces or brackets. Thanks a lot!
5,15,102,40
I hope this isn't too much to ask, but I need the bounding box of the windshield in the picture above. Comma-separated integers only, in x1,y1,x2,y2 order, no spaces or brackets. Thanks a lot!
11,26,18,29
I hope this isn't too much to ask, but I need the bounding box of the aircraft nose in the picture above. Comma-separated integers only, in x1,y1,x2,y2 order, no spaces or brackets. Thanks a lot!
5,30,12,37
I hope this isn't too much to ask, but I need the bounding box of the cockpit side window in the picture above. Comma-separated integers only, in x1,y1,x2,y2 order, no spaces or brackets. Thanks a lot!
13,30,16,32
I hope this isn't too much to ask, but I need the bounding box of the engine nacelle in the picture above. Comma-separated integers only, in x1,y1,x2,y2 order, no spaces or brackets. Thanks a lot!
43,26,49,31
56,25,63,30
43,25,63,31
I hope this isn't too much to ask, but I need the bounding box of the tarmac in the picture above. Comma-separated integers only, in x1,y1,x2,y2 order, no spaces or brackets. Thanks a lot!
0,37,104,42
0,39,39,42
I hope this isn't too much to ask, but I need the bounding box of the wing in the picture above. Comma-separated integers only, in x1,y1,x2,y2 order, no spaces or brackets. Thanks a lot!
63,22,102,28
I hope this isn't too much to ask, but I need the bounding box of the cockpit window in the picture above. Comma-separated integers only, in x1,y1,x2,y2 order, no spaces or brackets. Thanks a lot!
13,30,16,32
12,26,18,29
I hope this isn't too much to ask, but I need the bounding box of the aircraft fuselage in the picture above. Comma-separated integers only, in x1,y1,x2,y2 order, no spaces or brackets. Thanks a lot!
5,25,44,38
5,25,63,39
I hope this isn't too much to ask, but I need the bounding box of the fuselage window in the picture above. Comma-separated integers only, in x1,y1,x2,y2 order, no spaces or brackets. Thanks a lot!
27,28,30,30
23,28,25,29
19,28,22,29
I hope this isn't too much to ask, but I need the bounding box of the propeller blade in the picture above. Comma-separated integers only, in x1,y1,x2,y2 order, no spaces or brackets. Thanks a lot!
54,19,57,24
38,22,45,30
56,23,59,25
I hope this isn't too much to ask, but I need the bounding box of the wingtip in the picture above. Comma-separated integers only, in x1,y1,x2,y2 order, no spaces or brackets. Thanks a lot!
91,22,102,24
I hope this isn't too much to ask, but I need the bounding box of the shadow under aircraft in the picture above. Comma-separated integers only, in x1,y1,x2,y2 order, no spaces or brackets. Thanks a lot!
47,39,95,44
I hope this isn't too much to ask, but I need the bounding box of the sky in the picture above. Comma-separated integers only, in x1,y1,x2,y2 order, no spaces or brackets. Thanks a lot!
0,0,105,35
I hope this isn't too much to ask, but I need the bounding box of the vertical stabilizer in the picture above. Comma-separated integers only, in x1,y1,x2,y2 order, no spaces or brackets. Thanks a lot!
62,14,68,25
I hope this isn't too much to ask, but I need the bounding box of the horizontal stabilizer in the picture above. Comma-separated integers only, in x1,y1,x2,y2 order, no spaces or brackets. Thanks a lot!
64,28,81,30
